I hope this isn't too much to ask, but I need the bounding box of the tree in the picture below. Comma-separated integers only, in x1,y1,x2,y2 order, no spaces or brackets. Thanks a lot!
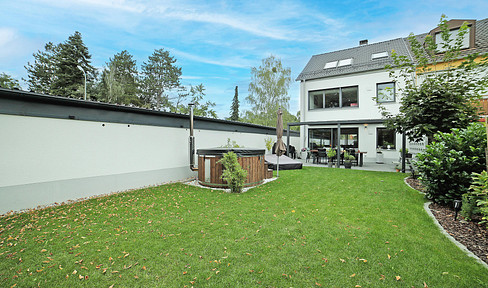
380,15,488,142
24,42,59,94
52,31,95,99
174,84,217,118
230,86,239,121
0,73,20,89
100,50,140,105
245,55,292,127
140,48,182,110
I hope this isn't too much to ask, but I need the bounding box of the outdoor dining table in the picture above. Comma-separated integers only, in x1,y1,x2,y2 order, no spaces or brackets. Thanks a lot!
309,150,367,167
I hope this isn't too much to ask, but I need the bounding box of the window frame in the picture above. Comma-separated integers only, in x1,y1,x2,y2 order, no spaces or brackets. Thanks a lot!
308,85,359,110
376,127,396,150
376,82,395,103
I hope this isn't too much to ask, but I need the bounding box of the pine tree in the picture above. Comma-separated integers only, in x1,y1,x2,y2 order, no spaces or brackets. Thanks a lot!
24,42,59,94
230,85,239,121
52,31,95,98
140,48,182,110
0,73,20,89
100,50,140,105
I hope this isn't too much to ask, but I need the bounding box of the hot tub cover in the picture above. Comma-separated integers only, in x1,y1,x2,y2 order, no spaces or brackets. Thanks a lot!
265,154,303,170
197,147,265,156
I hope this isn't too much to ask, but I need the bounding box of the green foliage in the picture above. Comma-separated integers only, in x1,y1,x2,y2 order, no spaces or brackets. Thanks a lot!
140,48,182,110
24,42,59,94
244,55,293,127
52,31,96,99
467,171,488,225
230,85,239,121
264,137,273,152
218,152,248,193
416,123,487,204
100,50,141,106
380,15,488,142
173,84,217,118
221,138,241,148
326,149,336,158
343,151,355,161
0,73,20,89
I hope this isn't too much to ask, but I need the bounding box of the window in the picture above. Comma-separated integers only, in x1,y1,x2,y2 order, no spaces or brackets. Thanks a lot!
324,88,340,108
372,51,388,60
324,61,338,69
377,82,395,103
338,58,353,67
435,27,471,52
308,86,358,110
309,90,324,110
308,128,358,149
341,86,358,107
377,128,396,149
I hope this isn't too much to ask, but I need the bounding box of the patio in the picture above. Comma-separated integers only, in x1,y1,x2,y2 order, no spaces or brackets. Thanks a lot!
295,156,400,172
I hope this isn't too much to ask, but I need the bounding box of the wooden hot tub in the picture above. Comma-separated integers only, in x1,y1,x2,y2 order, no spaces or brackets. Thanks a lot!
197,148,268,188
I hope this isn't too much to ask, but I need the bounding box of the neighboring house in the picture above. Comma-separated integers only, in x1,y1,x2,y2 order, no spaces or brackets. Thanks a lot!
295,17,488,162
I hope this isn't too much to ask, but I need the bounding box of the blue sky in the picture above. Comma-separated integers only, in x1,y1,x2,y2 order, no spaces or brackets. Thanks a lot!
1,0,487,119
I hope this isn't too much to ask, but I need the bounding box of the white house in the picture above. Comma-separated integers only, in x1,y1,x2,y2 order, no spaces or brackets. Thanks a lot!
295,17,488,164
295,38,413,162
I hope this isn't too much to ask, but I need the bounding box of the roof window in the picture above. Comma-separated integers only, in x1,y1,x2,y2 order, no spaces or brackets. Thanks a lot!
371,52,388,60
324,61,338,69
338,58,353,67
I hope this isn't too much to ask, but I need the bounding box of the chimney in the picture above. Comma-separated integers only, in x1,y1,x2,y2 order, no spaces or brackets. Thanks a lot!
359,39,368,46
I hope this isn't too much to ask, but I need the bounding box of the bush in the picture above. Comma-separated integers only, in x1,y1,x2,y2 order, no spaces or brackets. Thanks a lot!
466,171,488,226
219,152,248,193
415,123,486,204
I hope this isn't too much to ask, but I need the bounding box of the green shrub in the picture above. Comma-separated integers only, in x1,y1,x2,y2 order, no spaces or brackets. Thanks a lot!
219,152,248,193
327,149,336,158
461,193,481,221
343,151,355,161
467,171,488,226
415,123,486,204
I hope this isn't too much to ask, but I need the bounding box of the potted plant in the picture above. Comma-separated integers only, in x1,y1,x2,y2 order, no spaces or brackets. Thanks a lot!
399,148,412,159
343,151,355,169
327,149,336,168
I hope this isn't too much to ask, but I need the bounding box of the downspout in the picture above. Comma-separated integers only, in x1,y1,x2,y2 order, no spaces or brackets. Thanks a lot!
189,103,198,171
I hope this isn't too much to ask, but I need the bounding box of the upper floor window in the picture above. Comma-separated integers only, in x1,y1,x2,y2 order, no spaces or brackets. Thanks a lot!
435,27,471,52
308,86,358,110
377,82,395,103
371,51,388,60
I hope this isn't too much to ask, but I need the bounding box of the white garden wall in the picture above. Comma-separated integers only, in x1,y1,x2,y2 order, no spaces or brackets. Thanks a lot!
0,89,299,214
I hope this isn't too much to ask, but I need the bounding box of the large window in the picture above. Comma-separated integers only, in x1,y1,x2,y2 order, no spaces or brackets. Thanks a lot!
435,27,471,52
308,128,358,149
308,86,358,110
377,128,396,149
377,82,395,103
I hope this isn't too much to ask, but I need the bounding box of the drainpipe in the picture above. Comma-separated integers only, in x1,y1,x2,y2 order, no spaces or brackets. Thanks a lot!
189,103,198,171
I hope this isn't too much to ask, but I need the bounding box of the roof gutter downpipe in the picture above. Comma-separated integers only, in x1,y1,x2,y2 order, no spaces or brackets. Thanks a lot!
189,103,198,171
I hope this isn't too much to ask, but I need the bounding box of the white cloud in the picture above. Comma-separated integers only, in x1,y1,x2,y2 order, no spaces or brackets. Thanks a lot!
170,47,252,69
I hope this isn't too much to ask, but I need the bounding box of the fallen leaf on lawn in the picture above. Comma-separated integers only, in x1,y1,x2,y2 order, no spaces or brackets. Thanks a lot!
109,285,114,288
78,274,83,280
379,274,385,280
395,276,401,281
291,210,295,213
183,271,187,275
355,286,361,288
142,266,146,270
424,282,428,287
359,259,367,263
112,271,119,274
315,282,322,286
206,276,212,280
340,258,346,263
72,270,77,274
124,253,129,258
65,274,69,279
102,268,108,274
134,275,139,279
216,270,220,274
442,272,449,275
387,254,391,259
350,273,356,277
41,249,47,253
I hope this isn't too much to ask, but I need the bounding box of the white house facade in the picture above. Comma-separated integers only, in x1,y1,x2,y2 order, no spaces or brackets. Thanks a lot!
296,38,413,162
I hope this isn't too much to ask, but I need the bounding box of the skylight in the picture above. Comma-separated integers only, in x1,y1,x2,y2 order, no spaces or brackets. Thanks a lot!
324,61,338,69
338,58,353,66
372,51,388,60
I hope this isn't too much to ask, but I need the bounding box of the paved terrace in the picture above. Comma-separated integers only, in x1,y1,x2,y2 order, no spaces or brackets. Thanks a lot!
295,157,402,173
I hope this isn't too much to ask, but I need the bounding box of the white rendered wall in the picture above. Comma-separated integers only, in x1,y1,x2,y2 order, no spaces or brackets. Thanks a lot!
299,70,407,161
0,114,299,214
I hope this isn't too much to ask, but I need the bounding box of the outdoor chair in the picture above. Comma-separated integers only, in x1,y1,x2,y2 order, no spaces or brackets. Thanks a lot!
317,150,327,164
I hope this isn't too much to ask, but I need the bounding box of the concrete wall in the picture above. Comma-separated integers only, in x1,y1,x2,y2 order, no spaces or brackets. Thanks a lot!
0,89,299,214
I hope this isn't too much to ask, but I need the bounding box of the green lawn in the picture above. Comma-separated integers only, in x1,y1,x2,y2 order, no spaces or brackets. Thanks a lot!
1,167,487,287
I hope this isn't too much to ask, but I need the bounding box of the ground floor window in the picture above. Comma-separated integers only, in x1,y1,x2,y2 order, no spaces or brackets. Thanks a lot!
377,128,396,149
308,127,358,149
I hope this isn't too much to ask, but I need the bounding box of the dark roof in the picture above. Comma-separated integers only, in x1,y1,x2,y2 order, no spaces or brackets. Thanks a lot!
297,17,488,82
296,38,412,81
